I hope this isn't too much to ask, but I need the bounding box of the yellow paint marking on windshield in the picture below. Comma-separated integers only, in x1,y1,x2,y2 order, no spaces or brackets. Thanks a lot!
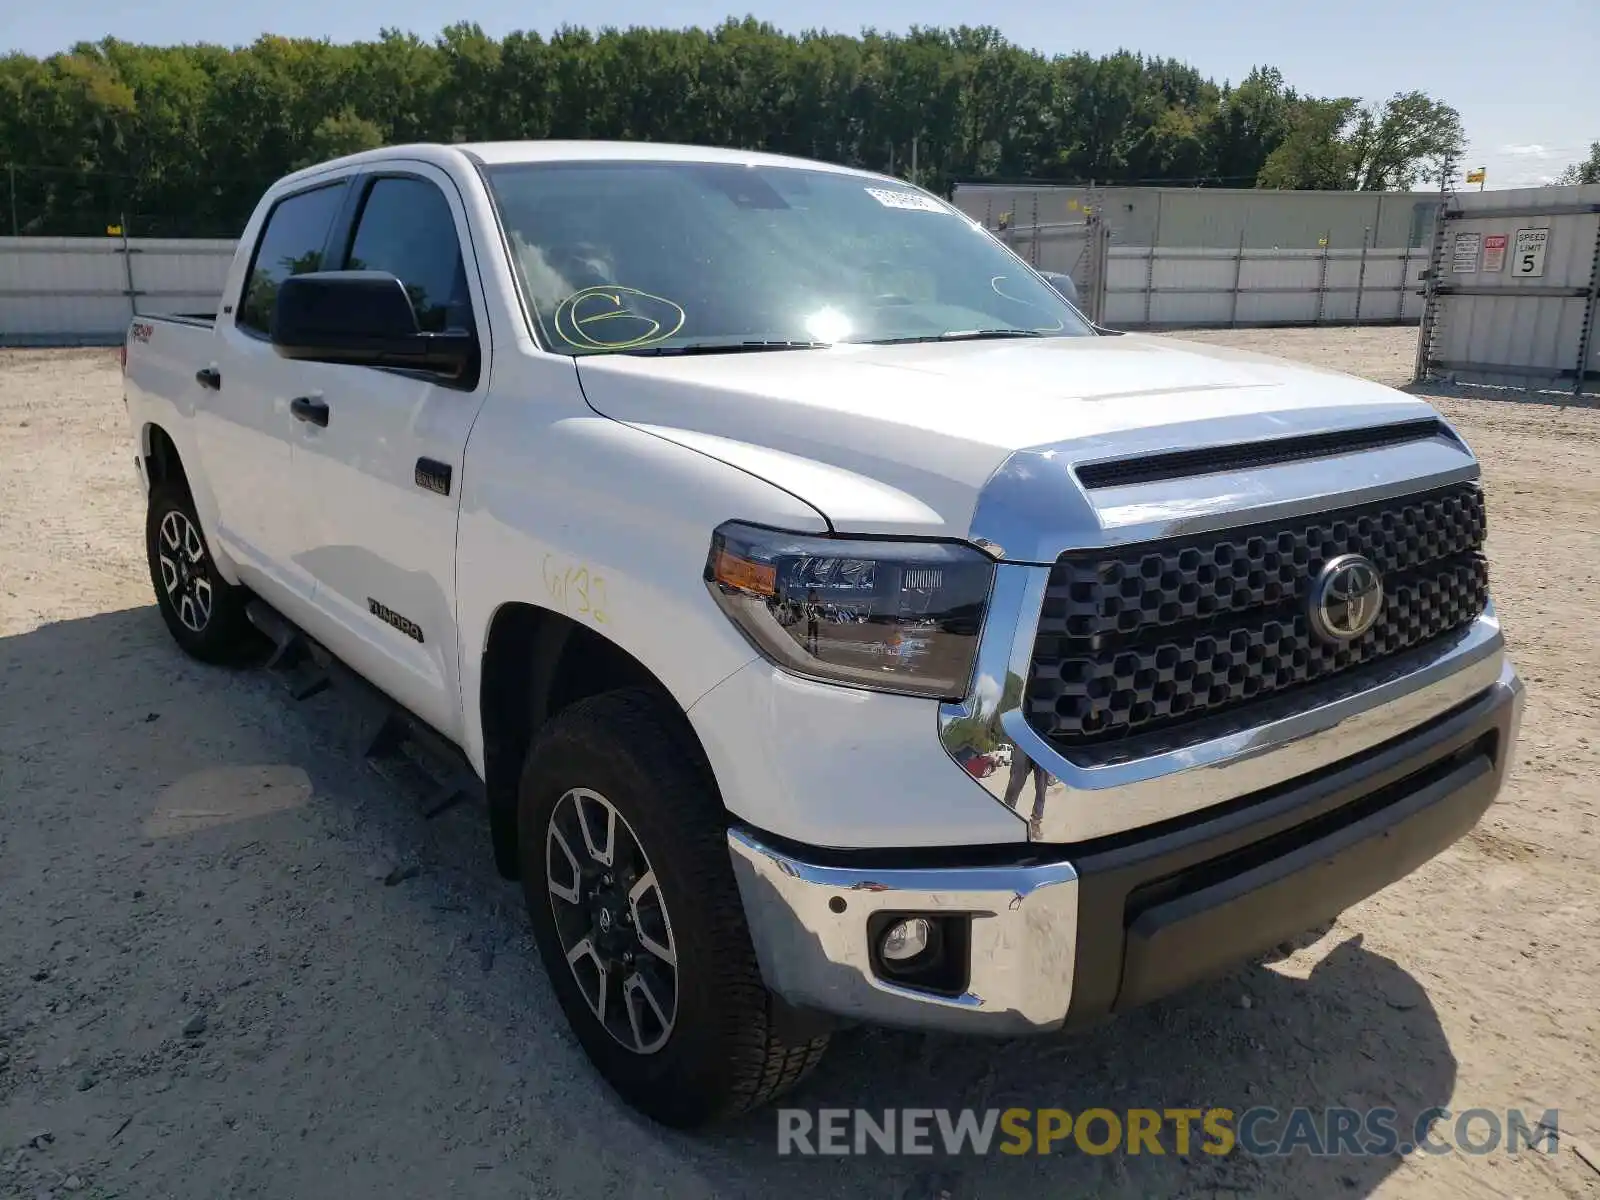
554,285,686,351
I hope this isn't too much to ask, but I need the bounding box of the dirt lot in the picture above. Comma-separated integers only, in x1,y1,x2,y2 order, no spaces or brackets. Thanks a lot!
1,328,1597,1200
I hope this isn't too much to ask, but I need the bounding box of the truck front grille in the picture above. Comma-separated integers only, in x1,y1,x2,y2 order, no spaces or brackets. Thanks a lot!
1026,482,1489,747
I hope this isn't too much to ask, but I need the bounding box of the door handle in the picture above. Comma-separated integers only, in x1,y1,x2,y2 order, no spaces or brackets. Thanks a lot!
414,458,453,496
195,367,221,391
289,396,329,427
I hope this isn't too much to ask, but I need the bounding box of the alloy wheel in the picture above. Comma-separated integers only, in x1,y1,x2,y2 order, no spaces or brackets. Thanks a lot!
157,509,214,633
546,787,678,1054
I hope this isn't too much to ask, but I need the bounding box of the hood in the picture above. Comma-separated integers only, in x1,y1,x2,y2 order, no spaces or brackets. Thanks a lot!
574,333,1439,541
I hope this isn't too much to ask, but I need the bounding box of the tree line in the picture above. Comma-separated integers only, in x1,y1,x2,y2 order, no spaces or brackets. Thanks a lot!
1,20,1469,237
1557,144,1600,186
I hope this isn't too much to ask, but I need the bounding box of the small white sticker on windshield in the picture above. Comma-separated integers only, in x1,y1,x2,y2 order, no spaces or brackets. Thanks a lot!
864,187,946,213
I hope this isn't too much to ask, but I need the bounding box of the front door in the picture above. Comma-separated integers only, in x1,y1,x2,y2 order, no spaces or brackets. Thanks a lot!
286,166,492,744
201,176,352,613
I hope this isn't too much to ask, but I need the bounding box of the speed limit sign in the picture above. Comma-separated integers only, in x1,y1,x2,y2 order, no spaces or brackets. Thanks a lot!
1511,229,1549,278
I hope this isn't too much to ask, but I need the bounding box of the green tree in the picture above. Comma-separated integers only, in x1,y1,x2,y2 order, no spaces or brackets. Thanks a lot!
1204,67,1294,186
1555,142,1600,186
0,24,1474,235
295,109,385,169
1257,98,1360,189
1344,91,1465,190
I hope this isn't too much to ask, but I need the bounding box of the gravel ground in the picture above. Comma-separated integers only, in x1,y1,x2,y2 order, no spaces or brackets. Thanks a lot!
1,328,1597,1200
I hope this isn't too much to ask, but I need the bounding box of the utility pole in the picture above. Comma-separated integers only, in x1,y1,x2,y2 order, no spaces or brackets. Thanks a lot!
7,163,17,237
911,135,918,186
119,213,137,319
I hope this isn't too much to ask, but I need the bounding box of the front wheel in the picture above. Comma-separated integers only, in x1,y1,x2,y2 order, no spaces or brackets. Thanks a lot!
518,688,828,1128
145,484,254,663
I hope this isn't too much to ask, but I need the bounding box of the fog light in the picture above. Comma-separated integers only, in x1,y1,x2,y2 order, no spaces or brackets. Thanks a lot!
880,917,932,962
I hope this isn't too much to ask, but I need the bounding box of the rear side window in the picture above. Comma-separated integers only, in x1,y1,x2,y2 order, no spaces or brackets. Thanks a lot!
237,182,348,334
345,177,471,334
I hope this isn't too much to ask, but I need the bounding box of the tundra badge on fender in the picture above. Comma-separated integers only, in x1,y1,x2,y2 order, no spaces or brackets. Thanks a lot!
368,599,424,643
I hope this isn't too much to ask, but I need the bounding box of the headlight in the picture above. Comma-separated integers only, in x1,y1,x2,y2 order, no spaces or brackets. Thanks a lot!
704,521,995,699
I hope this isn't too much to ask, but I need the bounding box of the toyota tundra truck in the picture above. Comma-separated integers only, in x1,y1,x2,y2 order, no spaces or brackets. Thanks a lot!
122,141,1524,1128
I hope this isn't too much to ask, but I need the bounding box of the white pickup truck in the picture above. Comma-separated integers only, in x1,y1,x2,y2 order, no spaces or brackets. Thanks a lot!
123,141,1523,1128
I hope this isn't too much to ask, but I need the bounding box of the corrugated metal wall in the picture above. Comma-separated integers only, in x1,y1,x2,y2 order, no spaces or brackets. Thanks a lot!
0,230,1420,342
0,198,1442,343
1102,247,1426,327
1416,184,1600,393
953,184,1440,251
998,217,1427,328
0,237,235,345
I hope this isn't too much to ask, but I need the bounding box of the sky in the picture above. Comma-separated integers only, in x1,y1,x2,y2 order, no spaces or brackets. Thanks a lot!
4,0,1596,188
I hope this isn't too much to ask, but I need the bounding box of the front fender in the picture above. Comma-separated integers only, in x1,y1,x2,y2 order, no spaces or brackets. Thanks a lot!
454,374,829,777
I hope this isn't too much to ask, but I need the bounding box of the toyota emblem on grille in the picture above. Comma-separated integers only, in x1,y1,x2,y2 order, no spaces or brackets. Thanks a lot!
1309,554,1384,642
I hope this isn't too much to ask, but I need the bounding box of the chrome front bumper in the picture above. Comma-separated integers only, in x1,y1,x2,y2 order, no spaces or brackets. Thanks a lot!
729,659,1523,1035
728,830,1080,1034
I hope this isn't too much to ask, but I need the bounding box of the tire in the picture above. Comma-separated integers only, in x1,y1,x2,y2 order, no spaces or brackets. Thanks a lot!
518,688,829,1128
145,483,255,663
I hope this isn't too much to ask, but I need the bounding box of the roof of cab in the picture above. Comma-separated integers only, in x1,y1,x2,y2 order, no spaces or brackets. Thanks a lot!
276,139,885,191
460,140,873,174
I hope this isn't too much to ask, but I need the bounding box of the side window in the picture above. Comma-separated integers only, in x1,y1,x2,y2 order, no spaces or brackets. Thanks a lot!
237,182,348,334
346,177,470,334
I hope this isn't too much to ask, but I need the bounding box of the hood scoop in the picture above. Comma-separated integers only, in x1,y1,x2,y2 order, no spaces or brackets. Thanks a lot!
1074,418,1451,489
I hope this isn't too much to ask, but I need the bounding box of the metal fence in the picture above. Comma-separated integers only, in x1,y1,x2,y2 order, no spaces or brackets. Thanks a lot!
0,236,235,345
993,216,1112,324
0,227,1425,344
996,215,1426,329
1105,245,1426,327
1414,183,1600,395
953,183,1442,252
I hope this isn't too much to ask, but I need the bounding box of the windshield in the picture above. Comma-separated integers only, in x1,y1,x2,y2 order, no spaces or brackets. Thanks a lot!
482,160,1094,355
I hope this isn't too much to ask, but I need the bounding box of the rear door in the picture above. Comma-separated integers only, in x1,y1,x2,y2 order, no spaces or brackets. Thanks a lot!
286,165,492,742
200,177,351,612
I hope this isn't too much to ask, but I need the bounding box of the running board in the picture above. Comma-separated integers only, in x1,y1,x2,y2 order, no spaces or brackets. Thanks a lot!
245,598,327,697
244,598,482,819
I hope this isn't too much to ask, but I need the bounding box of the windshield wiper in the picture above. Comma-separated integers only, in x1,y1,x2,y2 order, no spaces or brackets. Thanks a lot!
618,329,1046,354
620,340,830,357
857,329,1047,345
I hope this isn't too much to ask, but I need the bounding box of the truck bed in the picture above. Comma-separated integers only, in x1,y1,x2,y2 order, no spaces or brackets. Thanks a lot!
146,312,217,329
124,312,222,424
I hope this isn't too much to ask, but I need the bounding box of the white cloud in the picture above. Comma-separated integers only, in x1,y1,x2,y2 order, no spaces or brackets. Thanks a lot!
972,672,1001,710
1502,143,1554,158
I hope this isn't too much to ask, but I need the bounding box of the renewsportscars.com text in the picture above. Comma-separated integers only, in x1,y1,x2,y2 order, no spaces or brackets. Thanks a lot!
776,1106,1562,1158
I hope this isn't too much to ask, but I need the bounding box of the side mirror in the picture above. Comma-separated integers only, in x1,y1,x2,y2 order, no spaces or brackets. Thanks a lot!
271,271,475,378
1038,269,1080,307
1036,268,1115,332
